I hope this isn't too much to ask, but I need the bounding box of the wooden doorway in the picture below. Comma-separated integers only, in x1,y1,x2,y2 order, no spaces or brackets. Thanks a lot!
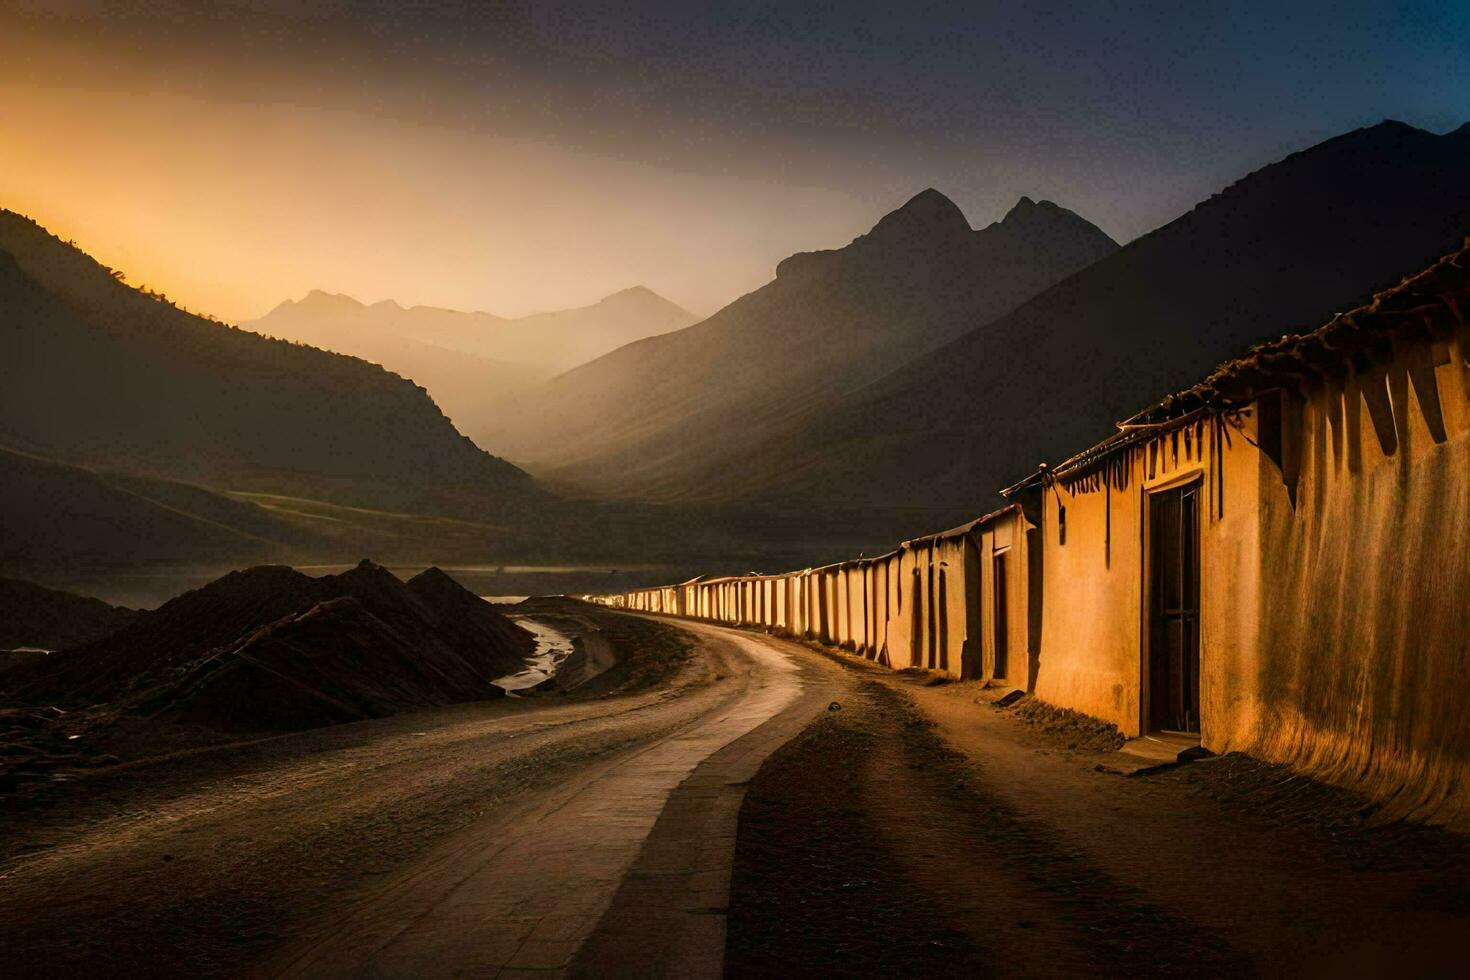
1147,481,1201,734
992,552,1009,680
936,567,949,672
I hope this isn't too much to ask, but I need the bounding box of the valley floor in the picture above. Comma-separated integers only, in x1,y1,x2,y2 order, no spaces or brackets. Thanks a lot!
2,611,1467,978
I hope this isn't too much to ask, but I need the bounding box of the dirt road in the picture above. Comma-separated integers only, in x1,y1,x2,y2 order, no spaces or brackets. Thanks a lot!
6,613,1466,978
726,637,1470,978
0,614,832,978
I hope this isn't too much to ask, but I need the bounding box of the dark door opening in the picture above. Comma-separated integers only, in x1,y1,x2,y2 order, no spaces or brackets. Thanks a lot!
936,568,949,672
992,553,1009,679
1148,482,1201,734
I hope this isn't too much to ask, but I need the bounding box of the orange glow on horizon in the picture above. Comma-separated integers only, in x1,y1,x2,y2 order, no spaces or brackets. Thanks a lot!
1,53,869,324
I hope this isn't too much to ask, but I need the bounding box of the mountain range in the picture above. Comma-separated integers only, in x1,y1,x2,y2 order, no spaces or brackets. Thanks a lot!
485,120,1470,547
480,193,1119,500
6,119,1469,575
0,209,539,528
738,119,1470,537
244,286,698,443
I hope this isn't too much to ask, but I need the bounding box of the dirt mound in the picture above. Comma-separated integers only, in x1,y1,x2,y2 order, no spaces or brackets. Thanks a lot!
405,565,535,658
0,576,136,653
1010,695,1126,752
3,560,535,735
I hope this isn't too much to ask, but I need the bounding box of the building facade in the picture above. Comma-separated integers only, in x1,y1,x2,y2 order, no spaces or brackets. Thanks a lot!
594,242,1470,826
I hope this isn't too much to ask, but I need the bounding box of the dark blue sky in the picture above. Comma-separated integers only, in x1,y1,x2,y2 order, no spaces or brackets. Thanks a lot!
54,0,1460,237
3,1,1466,316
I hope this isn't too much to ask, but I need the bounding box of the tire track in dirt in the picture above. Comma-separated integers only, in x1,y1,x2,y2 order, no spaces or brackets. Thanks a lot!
865,682,1251,977
0,613,724,977
728,677,1252,977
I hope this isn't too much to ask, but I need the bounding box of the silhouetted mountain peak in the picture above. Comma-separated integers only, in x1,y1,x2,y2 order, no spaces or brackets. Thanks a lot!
1000,195,1045,221
297,289,366,312
1167,117,1470,246
592,285,694,319
777,188,976,279
983,196,1117,253
1276,119,1470,173
609,285,657,301
1364,118,1417,135
1337,119,1454,150
999,195,1074,228
865,188,972,244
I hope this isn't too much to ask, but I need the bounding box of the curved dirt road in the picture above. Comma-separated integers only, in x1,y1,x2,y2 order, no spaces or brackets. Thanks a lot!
0,616,837,978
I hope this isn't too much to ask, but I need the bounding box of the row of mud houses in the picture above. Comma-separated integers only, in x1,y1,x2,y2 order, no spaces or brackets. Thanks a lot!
591,242,1470,827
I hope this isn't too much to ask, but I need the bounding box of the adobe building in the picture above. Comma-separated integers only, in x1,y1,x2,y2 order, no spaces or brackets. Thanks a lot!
1006,241,1470,824
593,241,1470,826
876,506,1032,685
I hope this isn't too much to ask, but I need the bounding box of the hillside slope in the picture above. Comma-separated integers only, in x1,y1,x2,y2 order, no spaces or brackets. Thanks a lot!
0,445,322,567
0,576,135,652
698,120,1470,542
0,212,537,520
483,192,1118,499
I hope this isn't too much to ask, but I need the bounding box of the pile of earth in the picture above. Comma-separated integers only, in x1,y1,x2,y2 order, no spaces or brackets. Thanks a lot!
1009,695,1127,752
2,561,535,740
0,576,136,658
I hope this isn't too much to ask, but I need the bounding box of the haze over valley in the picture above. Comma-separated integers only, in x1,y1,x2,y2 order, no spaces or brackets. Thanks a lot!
5,6,1470,977
244,285,698,446
5,119,1470,592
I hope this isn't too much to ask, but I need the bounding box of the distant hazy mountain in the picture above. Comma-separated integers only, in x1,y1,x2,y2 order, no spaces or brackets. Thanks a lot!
244,285,698,441
716,120,1470,543
482,191,1119,500
0,211,537,521
246,297,553,444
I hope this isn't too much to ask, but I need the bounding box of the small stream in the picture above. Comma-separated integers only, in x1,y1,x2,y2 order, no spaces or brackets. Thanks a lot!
492,617,576,694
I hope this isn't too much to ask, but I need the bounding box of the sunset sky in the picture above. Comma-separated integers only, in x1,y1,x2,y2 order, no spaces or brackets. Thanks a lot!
2,1,1466,322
